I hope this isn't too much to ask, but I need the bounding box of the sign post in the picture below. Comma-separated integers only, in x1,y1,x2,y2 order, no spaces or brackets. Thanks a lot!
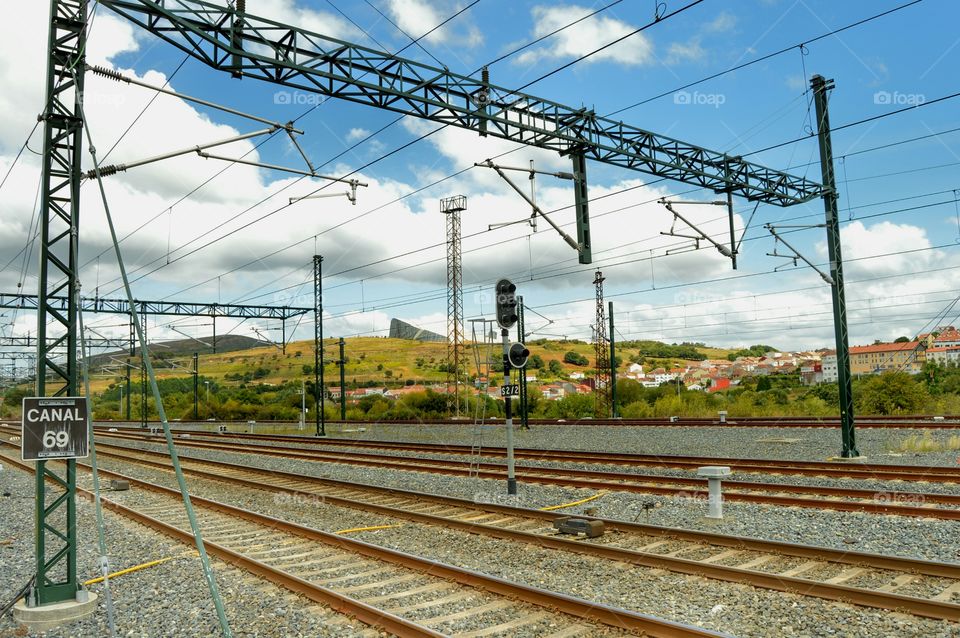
22,397,89,608
21,398,90,461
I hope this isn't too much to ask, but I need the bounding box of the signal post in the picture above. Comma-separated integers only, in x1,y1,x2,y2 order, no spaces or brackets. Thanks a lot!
495,279,529,495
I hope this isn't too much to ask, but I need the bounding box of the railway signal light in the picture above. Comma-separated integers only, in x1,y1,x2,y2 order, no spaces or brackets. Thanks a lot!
508,342,529,369
495,279,518,329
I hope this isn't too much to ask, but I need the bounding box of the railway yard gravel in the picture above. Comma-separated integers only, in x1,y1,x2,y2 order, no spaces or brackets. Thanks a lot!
0,458,381,638
78,449,960,637
7,422,960,637
111,435,960,564
323,422,960,467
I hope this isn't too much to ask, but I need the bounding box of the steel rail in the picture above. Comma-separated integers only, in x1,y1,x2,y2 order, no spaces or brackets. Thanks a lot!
82,429,960,519
13,439,960,622
7,417,960,429
10,422,960,483
0,454,442,638
79,439,960,578
115,427,960,483
1,449,723,638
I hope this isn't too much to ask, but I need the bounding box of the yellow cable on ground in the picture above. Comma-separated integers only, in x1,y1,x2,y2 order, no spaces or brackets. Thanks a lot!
84,557,174,586
334,524,403,534
539,491,607,512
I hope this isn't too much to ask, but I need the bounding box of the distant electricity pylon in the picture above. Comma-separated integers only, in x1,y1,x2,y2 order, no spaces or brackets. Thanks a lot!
441,196,467,418
593,270,612,418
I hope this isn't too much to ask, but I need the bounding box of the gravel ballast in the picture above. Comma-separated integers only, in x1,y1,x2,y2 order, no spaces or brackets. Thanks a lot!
0,457,382,638
83,447,960,638
105,434,960,564
67,435,960,637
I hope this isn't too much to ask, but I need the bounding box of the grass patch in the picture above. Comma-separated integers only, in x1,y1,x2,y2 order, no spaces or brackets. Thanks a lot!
891,432,960,453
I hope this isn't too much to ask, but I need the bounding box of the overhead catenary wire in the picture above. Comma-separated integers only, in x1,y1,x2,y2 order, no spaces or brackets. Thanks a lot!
229,180,960,313
77,0,488,275
605,0,925,116
744,88,960,158
76,72,234,638
22,0,952,356
85,0,707,299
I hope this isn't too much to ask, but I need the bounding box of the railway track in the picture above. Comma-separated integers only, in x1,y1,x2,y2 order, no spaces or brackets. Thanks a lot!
10,438,960,623
8,417,960,430
1,449,717,638
76,428,960,520
42,415,960,428
10,422,960,484
100,427,960,484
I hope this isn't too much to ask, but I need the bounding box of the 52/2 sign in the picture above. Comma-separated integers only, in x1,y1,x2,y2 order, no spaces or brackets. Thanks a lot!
21,397,89,461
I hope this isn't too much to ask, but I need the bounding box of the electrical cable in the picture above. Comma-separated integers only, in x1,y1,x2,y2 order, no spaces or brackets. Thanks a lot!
744,88,960,158
77,70,234,638
0,577,34,618
606,0,924,116
512,0,707,93
87,0,706,297
100,55,190,163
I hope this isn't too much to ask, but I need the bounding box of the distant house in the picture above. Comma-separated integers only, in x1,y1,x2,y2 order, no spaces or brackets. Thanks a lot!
820,341,925,380
706,378,731,393
384,385,426,398
934,327,960,347
926,345,960,366
626,363,643,375
799,361,823,386
849,341,925,374
822,352,838,383
541,383,566,400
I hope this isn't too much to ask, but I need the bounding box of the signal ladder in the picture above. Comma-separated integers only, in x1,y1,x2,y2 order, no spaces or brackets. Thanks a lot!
468,319,497,478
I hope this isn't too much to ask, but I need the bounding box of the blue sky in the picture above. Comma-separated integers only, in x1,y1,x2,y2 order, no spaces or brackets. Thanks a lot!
1,0,959,354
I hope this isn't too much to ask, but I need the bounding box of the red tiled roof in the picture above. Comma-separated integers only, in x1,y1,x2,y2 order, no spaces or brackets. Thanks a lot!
850,342,919,354
935,327,960,343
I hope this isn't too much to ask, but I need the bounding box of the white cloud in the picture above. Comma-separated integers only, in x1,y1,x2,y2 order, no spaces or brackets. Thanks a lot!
666,38,706,65
704,11,737,33
346,128,370,142
386,0,445,43
515,5,653,67
823,220,938,279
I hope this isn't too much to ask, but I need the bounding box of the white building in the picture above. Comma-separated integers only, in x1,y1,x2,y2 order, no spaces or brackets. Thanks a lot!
926,345,960,365
653,372,678,385
821,353,838,383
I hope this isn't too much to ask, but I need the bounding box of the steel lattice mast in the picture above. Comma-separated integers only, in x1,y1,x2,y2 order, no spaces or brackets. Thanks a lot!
593,271,611,419
313,255,325,436
812,75,859,458
29,0,89,606
441,196,466,417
